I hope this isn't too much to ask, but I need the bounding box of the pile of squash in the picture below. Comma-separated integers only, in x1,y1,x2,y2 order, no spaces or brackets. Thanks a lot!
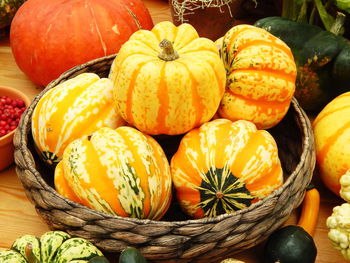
31,21,298,221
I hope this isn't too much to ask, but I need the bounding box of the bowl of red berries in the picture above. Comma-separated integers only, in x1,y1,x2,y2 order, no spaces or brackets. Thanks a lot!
0,86,31,171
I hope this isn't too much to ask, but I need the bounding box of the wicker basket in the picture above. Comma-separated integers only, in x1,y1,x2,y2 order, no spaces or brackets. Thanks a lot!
14,54,316,263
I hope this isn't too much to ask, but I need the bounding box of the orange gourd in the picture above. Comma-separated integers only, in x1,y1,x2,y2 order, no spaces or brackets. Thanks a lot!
170,118,283,219
313,91,350,196
109,21,226,135
31,73,125,166
216,25,297,129
10,0,153,86
55,126,172,220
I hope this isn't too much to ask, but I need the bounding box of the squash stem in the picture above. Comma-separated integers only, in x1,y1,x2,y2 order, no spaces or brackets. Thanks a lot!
24,243,39,263
330,12,346,36
158,39,179,61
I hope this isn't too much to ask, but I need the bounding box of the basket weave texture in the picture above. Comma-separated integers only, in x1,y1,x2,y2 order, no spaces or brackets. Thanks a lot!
14,54,316,263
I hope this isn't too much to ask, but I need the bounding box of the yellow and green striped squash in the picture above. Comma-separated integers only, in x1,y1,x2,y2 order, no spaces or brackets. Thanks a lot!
109,21,226,135
216,25,297,129
31,73,125,166
0,231,104,262
54,126,172,220
170,118,283,219
313,92,350,196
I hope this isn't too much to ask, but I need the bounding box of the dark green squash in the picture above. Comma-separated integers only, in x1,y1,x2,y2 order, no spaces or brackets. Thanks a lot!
254,16,350,112
264,225,317,263
119,247,147,263
89,256,110,263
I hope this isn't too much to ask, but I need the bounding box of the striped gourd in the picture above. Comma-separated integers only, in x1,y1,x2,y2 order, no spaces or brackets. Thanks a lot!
54,126,172,220
109,21,226,135
313,92,350,196
216,25,297,129
31,73,125,166
0,231,103,263
170,118,283,219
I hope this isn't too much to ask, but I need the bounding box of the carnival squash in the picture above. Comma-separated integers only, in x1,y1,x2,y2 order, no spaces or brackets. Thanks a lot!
109,21,226,135
313,91,350,196
31,73,125,167
10,0,153,86
54,126,172,220
216,24,296,129
0,231,104,262
170,118,283,219
255,16,350,112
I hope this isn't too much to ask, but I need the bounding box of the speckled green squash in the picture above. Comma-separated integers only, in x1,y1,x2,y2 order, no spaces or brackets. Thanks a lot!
0,231,103,263
0,0,26,29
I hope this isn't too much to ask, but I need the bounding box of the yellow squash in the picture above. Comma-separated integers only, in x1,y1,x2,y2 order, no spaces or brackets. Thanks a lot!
216,25,297,129
31,73,125,166
313,92,350,196
170,118,283,219
109,21,226,135
54,126,172,220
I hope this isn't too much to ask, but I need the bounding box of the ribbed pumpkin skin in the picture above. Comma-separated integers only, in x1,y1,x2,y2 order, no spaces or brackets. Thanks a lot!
109,21,226,135
10,0,153,86
313,92,350,196
171,119,283,219
217,25,297,129
0,231,103,262
31,73,125,166
54,126,172,220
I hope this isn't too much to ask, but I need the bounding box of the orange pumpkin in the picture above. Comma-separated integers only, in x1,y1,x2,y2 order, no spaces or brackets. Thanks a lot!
313,92,350,196
216,24,297,129
10,0,153,86
109,21,226,135
55,126,172,220
170,118,283,219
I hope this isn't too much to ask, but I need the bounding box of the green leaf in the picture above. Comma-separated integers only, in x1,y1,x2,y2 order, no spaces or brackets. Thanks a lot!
335,0,350,14
314,0,335,31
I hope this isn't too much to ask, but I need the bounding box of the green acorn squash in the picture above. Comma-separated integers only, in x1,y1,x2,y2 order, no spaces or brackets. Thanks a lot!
254,16,350,112
0,231,104,263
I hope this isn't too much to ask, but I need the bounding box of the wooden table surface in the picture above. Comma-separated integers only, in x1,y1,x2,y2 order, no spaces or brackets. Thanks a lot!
0,1,347,262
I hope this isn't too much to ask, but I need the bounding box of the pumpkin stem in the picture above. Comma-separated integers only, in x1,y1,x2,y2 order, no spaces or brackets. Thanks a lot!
158,39,179,61
24,243,39,263
216,192,224,199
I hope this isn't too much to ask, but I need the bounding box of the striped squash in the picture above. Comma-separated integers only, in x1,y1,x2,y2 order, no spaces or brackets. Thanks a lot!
109,21,226,135
313,92,350,196
0,231,103,262
216,25,297,129
170,118,283,219
31,73,125,166
54,126,172,220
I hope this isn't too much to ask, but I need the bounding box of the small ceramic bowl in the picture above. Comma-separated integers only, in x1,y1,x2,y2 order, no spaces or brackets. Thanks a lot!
0,86,31,171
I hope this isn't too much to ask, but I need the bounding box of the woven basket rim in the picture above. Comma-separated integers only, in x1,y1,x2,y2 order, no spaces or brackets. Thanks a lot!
16,54,313,226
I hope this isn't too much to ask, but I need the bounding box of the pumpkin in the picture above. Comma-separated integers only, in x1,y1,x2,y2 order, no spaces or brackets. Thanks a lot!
313,91,350,196
216,24,297,129
10,0,153,86
109,21,226,135
31,73,125,167
170,118,283,219
0,231,104,262
255,16,350,112
54,126,172,220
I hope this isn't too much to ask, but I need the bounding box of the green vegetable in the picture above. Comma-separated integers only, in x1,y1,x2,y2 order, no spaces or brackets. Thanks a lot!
88,256,110,263
264,225,317,263
0,231,104,263
119,247,147,263
255,16,350,112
